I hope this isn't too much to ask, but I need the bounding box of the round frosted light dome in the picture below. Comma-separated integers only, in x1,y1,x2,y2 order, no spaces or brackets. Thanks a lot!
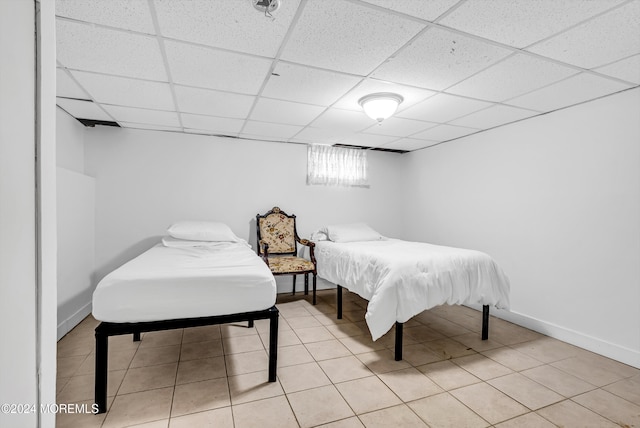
358,93,404,122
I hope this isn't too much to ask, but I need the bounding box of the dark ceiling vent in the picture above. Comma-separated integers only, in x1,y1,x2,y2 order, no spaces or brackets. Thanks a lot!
76,118,121,128
333,143,408,154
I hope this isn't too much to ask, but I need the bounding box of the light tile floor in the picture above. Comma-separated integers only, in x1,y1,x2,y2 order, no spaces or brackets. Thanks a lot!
56,289,640,428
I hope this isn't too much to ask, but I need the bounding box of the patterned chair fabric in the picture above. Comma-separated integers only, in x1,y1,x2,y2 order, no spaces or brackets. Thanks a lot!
258,214,296,254
267,256,315,274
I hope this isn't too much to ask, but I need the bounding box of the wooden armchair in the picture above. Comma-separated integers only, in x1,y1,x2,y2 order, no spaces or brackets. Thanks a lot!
256,207,317,305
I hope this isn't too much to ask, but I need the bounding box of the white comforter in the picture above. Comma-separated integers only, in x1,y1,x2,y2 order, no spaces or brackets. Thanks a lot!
93,241,276,323
315,239,510,340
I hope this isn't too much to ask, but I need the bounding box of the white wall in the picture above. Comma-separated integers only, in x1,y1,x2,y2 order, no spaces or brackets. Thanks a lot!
57,107,86,173
57,168,95,338
399,88,640,367
0,3,38,426
85,128,404,293
56,108,95,339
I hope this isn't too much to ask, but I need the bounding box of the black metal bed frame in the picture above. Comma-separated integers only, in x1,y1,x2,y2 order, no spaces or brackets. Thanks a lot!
336,285,489,361
94,306,279,414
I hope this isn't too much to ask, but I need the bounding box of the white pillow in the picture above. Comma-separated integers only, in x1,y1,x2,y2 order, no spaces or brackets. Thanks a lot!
325,223,382,243
162,236,249,248
310,231,329,241
167,221,239,242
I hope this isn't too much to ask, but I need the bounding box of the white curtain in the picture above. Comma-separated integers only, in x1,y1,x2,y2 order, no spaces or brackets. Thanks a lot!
307,144,369,187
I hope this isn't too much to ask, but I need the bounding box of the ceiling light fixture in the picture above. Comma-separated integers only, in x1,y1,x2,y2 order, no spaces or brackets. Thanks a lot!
252,0,280,15
358,92,404,123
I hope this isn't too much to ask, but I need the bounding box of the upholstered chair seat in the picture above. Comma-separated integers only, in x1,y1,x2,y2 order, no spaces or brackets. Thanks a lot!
267,256,315,274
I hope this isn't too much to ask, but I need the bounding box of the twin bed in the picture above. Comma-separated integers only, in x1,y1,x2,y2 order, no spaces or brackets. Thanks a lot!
91,222,278,414
312,223,510,360
91,221,510,413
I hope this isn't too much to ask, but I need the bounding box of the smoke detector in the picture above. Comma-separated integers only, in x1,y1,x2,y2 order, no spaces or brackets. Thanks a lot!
252,0,280,14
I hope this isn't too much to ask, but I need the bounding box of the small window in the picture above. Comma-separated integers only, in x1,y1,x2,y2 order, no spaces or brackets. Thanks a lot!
307,144,368,187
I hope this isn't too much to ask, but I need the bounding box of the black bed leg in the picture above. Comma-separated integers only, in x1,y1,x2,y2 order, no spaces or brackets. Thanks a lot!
133,331,141,342
395,322,403,361
336,285,342,319
248,320,254,328
268,308,279,382
312,274,317,305
95,327,108,414
482,305,489,340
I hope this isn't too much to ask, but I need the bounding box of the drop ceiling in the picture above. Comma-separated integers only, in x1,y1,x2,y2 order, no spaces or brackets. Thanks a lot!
55,0,640,152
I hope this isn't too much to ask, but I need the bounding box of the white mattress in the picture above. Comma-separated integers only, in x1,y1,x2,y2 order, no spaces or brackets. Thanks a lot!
315,239,510,340
92,241,277,323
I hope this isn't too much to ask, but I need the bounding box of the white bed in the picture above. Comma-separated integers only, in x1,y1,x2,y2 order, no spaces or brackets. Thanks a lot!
93,239,276,323
92,222,279,414
312,223,510,347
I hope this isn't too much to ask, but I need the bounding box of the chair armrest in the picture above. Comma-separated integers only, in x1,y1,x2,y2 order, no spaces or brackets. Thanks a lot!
259,240,270,266
297,238,314,247
296,238,316,266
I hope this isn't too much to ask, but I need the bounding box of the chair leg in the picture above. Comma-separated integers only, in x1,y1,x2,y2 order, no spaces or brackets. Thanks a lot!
292,275,296,295
312,273,317,305
304,273,309,295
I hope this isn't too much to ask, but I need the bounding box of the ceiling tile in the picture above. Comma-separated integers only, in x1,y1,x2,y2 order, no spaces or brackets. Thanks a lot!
56,98,113,121
439,0,624,48
506,73,633,112
527,1,640,68
181,114,244,134
56,20,167,81
383,138,439,151
337,133,397,148
56,0,155,33
310,108,373,132
164,41,271,95
102,105,180,127
397,92,492,123
70,71,174,110
412,124,479,142
241,121,303,140
250,98,325,126
280,0,425,75
332,79,435,112
447,53,578,102
362,117,436,137
359,0,460,22
262,62,361,106
119,122,183,132
154,0,300,57
371,27,512,90
174,86,255,118
57,68,89,99
595,55,640,84
449,105,538,129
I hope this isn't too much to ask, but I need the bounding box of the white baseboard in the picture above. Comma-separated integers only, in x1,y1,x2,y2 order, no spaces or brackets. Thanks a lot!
57,301,92,340
467,304,640,369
